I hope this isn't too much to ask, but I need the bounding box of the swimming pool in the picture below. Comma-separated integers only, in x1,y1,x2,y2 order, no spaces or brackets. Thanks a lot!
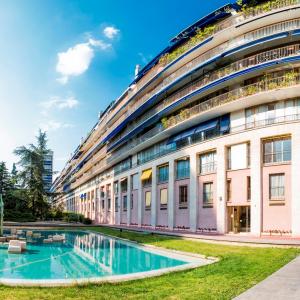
0,230,214,286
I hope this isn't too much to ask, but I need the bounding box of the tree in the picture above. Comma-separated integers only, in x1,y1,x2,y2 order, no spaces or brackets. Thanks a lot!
14,129,52,219
0,162,12,201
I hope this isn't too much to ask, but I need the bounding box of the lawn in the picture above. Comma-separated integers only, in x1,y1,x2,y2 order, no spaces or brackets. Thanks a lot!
0,226,299,300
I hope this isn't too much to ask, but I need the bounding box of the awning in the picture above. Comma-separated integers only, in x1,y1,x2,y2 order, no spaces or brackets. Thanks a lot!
167,117,219,144
141,169,152,181
194,119,218,134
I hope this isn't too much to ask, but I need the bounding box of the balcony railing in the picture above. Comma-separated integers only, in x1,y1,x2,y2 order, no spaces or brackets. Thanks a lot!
108,73,300,164
240,0,300,19
164,73,300,129
109,19,300,145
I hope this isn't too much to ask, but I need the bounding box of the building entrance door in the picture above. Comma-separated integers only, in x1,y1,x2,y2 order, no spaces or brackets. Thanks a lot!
228,206,251,233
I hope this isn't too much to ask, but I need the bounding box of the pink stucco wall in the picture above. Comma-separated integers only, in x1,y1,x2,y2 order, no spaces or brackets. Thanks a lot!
226,169,251,206
156,183,168,227
130,189,138,225
198,173,217,230
174,179,190,228
262,163,291,232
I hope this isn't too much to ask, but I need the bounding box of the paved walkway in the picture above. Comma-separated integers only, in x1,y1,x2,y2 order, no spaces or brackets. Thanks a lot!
235,256,300,299
4,222,300,246
103,224,300,246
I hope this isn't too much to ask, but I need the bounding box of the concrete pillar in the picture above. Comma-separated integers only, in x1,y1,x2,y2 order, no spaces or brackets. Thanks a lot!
127,175,131,226
168,160,175,230
292,127,300,236
250,138,262,236
216,144,226,234
117,181,121,225
151,166,157,228
137,170,143,227
189,152,198,232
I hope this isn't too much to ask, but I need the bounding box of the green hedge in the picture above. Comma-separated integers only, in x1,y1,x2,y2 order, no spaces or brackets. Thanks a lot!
4,209,36,222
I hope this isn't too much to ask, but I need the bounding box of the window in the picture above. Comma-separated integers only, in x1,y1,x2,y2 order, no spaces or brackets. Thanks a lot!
158,165,169,183
160,188,168,209
263,137,291,164
269,174,285,200
123,195,127,211
247,176,251,201
101,199,105,210
91,190,94,200
145,191,151,210
115,196,118,212
108,198,111,211
131,174,139,190
203,182,213,206
228,143,250,170
120,179,128,193
200,151,216,174
87,192,90,201
227,179,232,202
100,188,105,198
113,182,118,195
130,194,133,210
176,159,190,180
179,185,188,208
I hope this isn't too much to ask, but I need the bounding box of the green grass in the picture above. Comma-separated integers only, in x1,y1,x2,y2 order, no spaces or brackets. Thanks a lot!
0,226,299,300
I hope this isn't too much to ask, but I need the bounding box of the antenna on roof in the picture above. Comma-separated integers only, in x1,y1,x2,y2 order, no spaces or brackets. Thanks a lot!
135,64,140,78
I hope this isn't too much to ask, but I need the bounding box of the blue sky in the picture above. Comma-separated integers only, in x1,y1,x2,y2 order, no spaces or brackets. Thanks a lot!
0,0,229,173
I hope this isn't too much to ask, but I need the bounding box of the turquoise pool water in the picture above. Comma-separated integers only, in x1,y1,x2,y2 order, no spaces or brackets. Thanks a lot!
0,230,187,281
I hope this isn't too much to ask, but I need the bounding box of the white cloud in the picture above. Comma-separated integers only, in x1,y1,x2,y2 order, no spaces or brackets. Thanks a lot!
103,26,119,39
56,39,111,84
40,96,79,110
39,120,74,132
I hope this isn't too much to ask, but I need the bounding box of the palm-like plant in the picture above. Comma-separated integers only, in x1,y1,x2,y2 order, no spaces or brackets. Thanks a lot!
14,130,51,218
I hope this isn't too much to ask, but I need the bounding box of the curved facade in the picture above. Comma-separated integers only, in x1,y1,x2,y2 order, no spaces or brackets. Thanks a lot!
52,0,300,236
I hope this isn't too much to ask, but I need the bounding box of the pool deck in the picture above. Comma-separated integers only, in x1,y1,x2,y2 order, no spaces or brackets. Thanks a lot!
235,255,300,299
4,221,300,246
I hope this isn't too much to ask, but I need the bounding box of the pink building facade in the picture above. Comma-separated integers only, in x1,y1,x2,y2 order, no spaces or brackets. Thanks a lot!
54,2,300,237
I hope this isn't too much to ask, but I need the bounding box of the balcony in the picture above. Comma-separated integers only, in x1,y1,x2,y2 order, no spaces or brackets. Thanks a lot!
108,72,300,165
110,39,300,147
103,2,300,141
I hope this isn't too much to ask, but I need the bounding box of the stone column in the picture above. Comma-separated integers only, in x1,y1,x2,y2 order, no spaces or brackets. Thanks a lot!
117,181,121,225
250,138,262,236
216,144,226,234
189,151,198,232
127,175,131,226
151,166,157,228
292,127,300,236
137,170,143,227
168,160,175,230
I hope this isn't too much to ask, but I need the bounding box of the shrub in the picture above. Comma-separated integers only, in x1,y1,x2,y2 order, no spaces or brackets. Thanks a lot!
83,217,92,225
3,209,36,222
62,212,84,223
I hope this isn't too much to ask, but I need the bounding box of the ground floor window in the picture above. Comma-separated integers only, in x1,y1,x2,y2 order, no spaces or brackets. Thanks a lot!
123,195,127,211
179,185,188,209
115,197,118,212
101,199,105,210
160,188,168,209
203,182,213,207
145,191,151,210
108,198,111,211
269,173,285,200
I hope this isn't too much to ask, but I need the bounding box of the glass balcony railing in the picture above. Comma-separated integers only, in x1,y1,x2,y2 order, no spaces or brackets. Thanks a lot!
108,72,300,164
103,4,300,140
110,39,300,145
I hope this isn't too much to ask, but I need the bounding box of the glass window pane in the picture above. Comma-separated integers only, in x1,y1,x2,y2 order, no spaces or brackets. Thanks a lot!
160,189,168,205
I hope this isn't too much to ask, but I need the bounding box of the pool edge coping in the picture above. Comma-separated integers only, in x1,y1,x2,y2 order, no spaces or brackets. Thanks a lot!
0,227,218,287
